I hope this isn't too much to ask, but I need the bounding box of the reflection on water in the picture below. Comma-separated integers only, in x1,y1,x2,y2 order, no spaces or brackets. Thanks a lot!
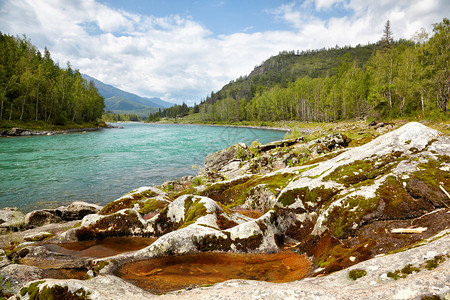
116,252,311,293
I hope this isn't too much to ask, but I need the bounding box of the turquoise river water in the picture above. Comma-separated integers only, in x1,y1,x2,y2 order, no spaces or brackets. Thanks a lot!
0,123,286,212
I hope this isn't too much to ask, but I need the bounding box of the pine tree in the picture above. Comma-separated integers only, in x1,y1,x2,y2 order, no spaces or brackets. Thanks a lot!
381,20,394,48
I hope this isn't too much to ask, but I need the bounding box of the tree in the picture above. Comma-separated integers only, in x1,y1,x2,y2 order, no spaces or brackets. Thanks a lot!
381,20,394,48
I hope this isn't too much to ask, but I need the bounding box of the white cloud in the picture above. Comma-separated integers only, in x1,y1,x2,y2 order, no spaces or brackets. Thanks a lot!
0,0,448,104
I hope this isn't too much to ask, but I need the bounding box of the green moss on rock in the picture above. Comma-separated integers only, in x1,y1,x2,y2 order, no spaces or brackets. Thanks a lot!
20,281,91,300
424,255,446,270
324,195,379,238
324,152,404,187
277,186,339,209
138,198,168,215
183,199,207,227
348,269,367,280
99,197,138,215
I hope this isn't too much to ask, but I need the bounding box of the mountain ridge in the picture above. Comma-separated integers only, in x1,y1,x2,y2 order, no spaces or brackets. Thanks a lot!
81,74,173,115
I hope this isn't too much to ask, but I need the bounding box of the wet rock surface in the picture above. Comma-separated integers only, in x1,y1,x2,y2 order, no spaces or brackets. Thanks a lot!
1,122,449,299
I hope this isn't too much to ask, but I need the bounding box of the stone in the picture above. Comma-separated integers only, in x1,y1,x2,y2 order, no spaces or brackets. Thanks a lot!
60,201,103,221
23,231,54,242
204,143,251,172
0,208,24,233
4,122,449,300
14,275,153,300
24,210,63,228
309,133,351,152
257,137,304,152
0,249,10,268
0,264,43,295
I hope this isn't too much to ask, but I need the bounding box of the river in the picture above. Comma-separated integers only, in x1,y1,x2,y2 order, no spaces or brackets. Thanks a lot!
0,123,286,212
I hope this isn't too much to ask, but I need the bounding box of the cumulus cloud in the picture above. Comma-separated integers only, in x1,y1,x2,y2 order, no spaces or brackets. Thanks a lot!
0,0,448,104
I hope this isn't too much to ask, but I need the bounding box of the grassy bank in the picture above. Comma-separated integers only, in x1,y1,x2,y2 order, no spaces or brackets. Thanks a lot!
149,115,450,140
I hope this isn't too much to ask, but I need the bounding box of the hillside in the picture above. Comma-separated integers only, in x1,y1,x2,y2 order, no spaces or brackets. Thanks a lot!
208,44,377,105
81,74,173,118
149,18,448,124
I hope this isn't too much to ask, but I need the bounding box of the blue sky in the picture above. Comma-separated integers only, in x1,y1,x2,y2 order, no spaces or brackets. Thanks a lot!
0,0,449,105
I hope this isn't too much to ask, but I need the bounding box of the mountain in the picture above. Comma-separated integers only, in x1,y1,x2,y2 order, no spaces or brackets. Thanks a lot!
81,74,173,117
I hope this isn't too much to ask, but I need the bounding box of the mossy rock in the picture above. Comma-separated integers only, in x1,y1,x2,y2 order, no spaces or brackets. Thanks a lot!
322,195,378,238
75,210,144,240
100,189,161,215
206,172,299,209
323,152,404,187
183,198,207,227
138,198,169,215
277,186,340,209
193,232,232,252
376,176,436,220
20,281,91,300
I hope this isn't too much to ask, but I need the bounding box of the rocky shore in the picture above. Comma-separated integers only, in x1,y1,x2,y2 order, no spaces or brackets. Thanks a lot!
0,124,119,137
0,121,449,299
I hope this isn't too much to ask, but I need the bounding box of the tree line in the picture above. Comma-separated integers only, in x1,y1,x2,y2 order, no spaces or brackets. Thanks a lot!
147,103,189,122
0,33,104,125
102,112,140,122
180,19,449,123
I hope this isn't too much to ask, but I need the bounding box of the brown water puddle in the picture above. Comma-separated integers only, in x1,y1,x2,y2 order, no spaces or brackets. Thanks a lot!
116,251,311,294
46,236,156,258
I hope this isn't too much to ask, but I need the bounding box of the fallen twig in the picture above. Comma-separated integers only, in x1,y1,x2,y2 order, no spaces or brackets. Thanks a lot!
391,227,427,234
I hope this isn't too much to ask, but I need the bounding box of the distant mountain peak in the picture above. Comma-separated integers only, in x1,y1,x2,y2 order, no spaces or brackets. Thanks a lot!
81,74,173,117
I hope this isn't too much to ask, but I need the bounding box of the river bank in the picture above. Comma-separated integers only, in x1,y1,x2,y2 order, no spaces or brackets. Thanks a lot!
1,121,449,299
0,121,117,137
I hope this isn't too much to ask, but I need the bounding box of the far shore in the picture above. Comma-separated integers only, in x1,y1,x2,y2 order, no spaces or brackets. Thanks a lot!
145,121,291,132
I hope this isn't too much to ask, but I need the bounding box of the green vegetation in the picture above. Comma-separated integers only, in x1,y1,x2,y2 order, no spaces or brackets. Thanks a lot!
147,103,189,121
348,269,367,280
101,112,140,122
424,255,446,270
183,198,207,227
387,264,421,280
0,33,104,127
152,19,449,124
20,281,91,300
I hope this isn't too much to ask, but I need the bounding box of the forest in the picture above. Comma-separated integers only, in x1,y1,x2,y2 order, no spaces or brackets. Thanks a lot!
149,19,448,123
147,103,190,121
0,33,104,126
101,112,141,122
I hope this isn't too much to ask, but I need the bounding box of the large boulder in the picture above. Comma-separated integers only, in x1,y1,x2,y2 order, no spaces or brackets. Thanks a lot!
0,208,24,233
203,143,253,180
24,210,63,228
274,122,449,272
308,133,351,154
60,201,102,221
15,275,153,300
0,264,43,295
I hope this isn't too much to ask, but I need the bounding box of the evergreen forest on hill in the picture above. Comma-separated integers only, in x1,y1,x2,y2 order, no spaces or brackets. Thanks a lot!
0,33,104,127
149,19,449,123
